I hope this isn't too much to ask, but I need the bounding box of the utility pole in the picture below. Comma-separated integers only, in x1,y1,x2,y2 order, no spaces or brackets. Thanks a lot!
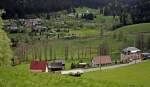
89,46,92,60
98,45,101,70
77,47,80,60
64,45,69,60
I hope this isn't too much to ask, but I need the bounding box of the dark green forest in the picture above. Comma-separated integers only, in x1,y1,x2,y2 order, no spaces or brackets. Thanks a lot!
0,0,150,23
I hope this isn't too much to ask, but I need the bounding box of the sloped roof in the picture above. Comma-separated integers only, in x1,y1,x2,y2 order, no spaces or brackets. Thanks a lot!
92,56,112,64
48,62,63,69
54,60,65,64
48,60,65,69
30,61,48,71
122,47,141,53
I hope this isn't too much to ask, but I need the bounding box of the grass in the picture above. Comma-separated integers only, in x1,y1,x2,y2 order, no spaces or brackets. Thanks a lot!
69,28,100,37
0,61,150,87
25,37,123,63
13,23,150,67
83,61,150,87
112,23,150,45
114,23,150,33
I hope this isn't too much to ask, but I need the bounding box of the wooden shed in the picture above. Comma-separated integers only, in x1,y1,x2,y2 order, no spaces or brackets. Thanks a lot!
92,56,112,67
30,61,48,72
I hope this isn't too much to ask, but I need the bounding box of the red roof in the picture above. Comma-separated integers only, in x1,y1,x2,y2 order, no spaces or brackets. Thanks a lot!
30,61,48,71
92,56,112,64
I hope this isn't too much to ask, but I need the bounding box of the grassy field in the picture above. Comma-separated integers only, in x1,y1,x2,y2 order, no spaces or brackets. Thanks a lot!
114,23,150,33
19,23,150,64
25,37,123,62
0,61,150,87
83,61,150,87
69,28,100,37
112,23,150,45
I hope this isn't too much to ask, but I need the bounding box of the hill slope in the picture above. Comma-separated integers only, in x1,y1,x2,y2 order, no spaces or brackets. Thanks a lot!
83,61,150,87
0,61,150,87
114,23,150,33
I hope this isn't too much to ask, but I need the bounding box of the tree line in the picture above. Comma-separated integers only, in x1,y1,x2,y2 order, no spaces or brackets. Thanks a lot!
0,11,13,67
12,41,111,65
105,0,150,27
0,0,110,19
0,0,149,24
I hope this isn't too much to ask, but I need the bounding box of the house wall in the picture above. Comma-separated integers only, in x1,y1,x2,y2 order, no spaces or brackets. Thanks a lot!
121,52,142,63
92,60,112,67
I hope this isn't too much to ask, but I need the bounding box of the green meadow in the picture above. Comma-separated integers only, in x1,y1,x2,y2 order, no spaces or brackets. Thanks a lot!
0,61,150,87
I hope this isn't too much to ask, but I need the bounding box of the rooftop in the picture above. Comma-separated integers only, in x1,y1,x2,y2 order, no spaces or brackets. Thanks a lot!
122,47,141,53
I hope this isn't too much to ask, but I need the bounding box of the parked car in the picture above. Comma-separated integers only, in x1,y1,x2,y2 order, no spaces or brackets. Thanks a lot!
142,53,150,60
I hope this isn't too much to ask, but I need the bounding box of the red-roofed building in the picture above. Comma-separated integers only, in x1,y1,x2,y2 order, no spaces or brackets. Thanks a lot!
92,56,112,67
30,61,48,72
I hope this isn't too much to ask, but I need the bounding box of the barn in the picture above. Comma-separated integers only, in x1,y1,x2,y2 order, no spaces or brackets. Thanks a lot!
92,56,112,67
30,61,48,72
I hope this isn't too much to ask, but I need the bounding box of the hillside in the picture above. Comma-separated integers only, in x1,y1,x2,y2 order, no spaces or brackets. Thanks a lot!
0,0,110,18
110,23,150,52
114,23,150,33
0,61,149,87
83,61,150,87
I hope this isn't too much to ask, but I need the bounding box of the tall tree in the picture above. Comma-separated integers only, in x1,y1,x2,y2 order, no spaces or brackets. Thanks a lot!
0,10,13,66
136,33,144,50
131,0,150,23
64,45,69,60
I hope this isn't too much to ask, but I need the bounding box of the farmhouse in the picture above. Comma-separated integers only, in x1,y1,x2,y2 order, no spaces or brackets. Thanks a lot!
121,47,142,63
24,18,42,27
92,56,112,67
48,60,65,71
30,61,48,72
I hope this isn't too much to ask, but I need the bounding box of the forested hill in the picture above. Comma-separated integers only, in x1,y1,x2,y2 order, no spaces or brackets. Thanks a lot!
0,0,110,18
0,0,150,23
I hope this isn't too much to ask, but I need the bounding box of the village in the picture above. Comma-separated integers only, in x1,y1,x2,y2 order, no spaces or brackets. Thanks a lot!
2,8,150,77
29,46,150,76
0,0,150,87
2,9,98,44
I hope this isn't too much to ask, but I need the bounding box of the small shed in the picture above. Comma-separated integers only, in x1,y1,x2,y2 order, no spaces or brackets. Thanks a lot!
30,61,48,72
48,60,65,71
71,62,89,69
92,56,112,67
